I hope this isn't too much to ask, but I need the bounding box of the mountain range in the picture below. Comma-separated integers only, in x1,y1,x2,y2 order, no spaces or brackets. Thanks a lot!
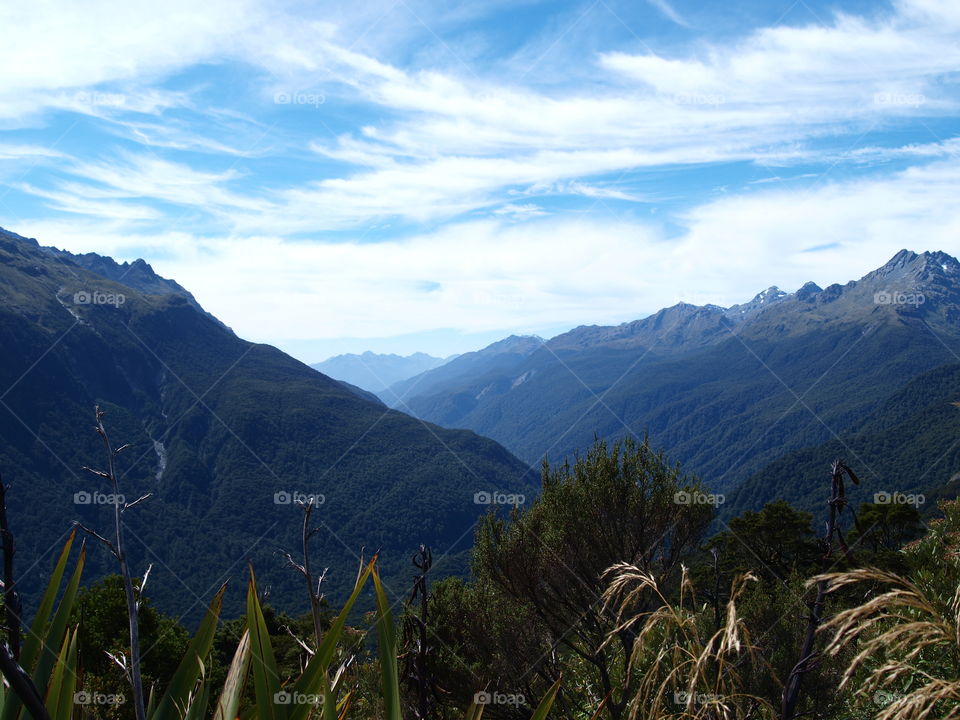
0,227,534,619
383,250,960,515
312,351,450,394
3,222,958,620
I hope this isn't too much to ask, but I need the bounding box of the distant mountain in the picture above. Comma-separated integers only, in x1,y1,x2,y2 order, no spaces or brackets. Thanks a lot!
390,250,960,505
312,351,450,393
380,334,544,408
0,227,533,618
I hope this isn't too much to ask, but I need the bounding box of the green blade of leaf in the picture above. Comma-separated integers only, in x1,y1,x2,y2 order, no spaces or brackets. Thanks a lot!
183,681,211,720
44,627,77,720
372,565,401,720
529,677,562,720
15,531,75,678
321,662,336,720
213,629,251,720
289,560,375,720
152,584,226,720
31,542,85,698
315,560,374,668
247,567,282,720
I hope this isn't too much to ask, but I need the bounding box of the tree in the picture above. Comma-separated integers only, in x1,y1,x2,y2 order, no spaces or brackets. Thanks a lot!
849,501,922,554
473,436,713,719
70,575,189,716
708,500,820,583
427,576,557,719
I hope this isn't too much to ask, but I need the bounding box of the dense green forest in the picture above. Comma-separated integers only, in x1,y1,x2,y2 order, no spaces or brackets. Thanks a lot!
391,252,960,497
0,229,535,620
1,434,956,720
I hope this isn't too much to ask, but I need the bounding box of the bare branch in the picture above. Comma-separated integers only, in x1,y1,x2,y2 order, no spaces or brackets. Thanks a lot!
82,467,112,481
123,494,153,512
281,625,315,657
88,406,148,720
73,522,118,556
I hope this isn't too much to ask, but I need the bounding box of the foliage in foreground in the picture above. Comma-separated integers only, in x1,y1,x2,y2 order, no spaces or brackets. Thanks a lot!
816,499,960,720
2,436,960,720
0,536,561,720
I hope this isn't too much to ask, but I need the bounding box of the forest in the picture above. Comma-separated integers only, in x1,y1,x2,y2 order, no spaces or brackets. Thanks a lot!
0,418,954,720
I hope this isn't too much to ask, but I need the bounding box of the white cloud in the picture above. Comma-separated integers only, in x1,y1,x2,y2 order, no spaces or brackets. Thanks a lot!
0,145,64,160
4,0,960,356
249,0,960,230
492,203,547,219
16,152,274,221
16,157,960,348
16,183,162,220
5,0,960,235
671,158,960,296
0,0,264,98
645,0,690,28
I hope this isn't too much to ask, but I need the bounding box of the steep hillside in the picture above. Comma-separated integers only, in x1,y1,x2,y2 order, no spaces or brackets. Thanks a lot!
392,251,960,495
381,334,544,407
727,361,960,518
0,227,534,619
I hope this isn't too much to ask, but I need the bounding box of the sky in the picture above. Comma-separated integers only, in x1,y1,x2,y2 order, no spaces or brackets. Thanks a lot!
1,0,958,361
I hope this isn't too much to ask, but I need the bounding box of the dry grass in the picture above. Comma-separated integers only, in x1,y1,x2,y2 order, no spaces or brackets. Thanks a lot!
601,563,775,720
815,567,960,720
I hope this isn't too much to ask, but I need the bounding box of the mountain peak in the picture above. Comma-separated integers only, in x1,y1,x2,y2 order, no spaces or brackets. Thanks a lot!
481,334,545,355
876,249,960,274
755,286,787,302
725,285,789,319
865,250,960,294
0,226,39,248
795,281,823,301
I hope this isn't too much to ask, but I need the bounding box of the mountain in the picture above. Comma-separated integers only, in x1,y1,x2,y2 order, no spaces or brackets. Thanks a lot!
388,251,960,504
335,378,386,405
727,360,960,519
312,351,449,394
0,227,534,619
381,334,544,407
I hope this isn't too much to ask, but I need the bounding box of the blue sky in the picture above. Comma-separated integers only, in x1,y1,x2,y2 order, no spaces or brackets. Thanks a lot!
1,0,958,361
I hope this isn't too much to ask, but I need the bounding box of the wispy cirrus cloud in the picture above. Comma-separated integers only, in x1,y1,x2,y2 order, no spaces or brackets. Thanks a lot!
3,0,960,357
